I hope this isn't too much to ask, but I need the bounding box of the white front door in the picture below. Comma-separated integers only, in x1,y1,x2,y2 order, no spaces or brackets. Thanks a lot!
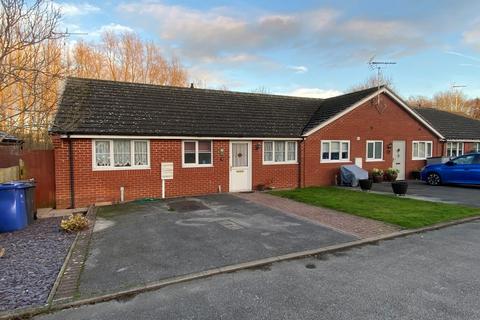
392,140,406,180
229,141,252,192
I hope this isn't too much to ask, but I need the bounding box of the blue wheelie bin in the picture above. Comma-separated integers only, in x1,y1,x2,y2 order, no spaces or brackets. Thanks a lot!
0,182,29,232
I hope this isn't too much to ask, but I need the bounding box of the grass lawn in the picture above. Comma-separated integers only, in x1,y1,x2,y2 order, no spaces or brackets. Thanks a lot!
270,187,480,229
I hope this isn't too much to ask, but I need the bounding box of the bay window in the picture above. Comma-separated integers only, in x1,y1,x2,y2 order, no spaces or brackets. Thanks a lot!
412,141,433,160
263,141,297,164
321,140,350,162
93,139,149,170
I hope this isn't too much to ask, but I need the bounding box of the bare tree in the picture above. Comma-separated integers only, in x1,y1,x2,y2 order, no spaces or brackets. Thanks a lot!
0,0,66,147
349,74,394,92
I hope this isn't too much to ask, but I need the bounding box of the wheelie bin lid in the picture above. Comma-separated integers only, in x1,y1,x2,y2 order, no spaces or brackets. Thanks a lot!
0,181,31,190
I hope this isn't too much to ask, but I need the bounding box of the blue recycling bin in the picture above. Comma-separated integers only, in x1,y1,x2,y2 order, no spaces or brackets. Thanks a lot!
0,182,29,232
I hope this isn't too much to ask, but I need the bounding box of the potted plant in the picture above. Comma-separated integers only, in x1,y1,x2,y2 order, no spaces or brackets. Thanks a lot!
392,180,408,196
371,168,384,183
359,178,373,191
384,168,399,182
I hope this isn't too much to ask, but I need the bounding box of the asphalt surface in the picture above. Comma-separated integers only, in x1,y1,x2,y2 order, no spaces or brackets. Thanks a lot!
36,220,480,320
78,194,354,297
370,180,480,207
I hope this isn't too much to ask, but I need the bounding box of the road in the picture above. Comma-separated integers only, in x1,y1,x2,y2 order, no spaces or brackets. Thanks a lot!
37,220,480,320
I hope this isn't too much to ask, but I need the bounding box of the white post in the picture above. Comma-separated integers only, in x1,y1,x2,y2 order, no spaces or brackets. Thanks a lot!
120,186,125,202
162,179,165,199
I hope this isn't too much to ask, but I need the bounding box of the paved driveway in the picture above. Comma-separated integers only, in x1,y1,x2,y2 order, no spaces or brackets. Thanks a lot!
78,194,354,297
37,221,480,320
370,180,480,207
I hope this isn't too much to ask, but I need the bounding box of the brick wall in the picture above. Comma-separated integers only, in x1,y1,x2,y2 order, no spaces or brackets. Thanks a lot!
302,93,442,186
54,137,229,208
251,140,300,190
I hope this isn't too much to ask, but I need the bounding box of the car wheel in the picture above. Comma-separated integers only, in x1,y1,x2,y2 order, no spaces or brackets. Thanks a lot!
426,172,442,186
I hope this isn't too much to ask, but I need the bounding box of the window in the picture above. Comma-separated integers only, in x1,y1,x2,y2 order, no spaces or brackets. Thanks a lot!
474,142,480,152
412,141,433,160
446,142,464,158
366,141,383,161
183,140,212,166
93,140,149,170
263,141,297,164
321,140,350,162
452,154,476,165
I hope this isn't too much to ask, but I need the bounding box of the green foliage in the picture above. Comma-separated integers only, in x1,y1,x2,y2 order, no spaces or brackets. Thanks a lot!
270,187,479,229
371,168,384,176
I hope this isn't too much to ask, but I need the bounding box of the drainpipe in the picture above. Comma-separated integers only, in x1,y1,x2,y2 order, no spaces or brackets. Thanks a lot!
67,134,75,209
299,138,305,188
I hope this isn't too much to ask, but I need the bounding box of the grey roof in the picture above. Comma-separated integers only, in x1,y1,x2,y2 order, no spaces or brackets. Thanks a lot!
0,131,23,144
51,77,383,138
414,108,480,140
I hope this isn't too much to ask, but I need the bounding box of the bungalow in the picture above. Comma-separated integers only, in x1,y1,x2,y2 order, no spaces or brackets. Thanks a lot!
415,108,480,157
51,77,445,209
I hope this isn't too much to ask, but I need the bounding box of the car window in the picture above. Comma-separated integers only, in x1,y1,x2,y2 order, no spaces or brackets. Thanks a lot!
453,155,475,165
473,155,480,164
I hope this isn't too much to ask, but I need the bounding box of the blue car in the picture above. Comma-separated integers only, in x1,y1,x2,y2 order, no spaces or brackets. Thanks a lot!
421,153,480,186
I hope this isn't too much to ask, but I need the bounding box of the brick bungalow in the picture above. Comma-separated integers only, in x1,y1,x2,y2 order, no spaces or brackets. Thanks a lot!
415,108,480,157
50,77,445,209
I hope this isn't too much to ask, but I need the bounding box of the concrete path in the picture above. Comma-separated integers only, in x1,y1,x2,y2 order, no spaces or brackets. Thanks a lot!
77,194,355,297
236,192,399,238
35,220,480,320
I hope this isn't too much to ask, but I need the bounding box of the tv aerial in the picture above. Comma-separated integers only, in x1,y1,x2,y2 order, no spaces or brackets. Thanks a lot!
368,57,396,113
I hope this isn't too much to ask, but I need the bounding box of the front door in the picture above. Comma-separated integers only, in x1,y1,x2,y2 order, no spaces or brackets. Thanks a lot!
229,141,252,192
392,140,406,180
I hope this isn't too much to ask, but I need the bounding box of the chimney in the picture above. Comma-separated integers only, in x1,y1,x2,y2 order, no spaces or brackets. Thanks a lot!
190,83,194,89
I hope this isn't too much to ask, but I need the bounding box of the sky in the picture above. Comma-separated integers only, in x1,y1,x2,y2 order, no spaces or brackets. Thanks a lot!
56,0,480,99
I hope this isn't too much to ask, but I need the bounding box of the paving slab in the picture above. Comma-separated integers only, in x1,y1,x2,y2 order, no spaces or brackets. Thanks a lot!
77,194,355,297
236,192,399,238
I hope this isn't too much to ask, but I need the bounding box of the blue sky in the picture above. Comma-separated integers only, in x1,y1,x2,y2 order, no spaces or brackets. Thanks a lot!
58,0,480,99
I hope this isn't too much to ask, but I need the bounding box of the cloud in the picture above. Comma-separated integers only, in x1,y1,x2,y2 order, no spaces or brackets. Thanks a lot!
117,2,431,65
283,88,342,98
287,65,308,73
463,24,480,51
54,2,100,16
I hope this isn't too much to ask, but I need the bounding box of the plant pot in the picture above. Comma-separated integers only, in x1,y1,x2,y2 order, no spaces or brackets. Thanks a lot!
385,173,398,182
359,179,373,191
391,181,408,195
372,175,383,183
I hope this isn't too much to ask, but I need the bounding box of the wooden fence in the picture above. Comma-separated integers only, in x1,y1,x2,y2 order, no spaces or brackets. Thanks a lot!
0,149,55,208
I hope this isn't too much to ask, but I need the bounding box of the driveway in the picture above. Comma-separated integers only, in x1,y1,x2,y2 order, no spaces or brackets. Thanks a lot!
370,180,480,207
78,194,355,297
37,220,480,320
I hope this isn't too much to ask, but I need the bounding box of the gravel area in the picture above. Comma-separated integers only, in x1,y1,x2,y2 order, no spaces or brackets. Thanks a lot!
0,218,76,312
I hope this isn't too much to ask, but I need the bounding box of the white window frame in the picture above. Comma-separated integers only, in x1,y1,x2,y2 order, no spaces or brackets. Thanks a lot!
412,141,433,160
446,142,464,158
366,140,384,162
92,139,150,171
182,140,213,168
474,142,480,152
320,140,350,163
263,141,297,165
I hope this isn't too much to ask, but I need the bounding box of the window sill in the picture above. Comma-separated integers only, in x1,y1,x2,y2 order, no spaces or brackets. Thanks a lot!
365,159,384,162
412,158,428,161
320,160,351,164
182,164,214,168
93,166,151,171
263,161,298,165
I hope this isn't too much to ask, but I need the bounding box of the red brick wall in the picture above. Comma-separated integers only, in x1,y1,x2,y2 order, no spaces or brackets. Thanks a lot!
251,140,300,190
302,94,442,186
53,137,229,208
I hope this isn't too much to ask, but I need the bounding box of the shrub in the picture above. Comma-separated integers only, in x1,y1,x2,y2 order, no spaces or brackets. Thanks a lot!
385,168,400,175
371,168,384,176
60,214,89,232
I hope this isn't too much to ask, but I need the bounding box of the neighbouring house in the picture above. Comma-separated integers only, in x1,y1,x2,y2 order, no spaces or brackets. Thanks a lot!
50,77,446,209
415,108,480,157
